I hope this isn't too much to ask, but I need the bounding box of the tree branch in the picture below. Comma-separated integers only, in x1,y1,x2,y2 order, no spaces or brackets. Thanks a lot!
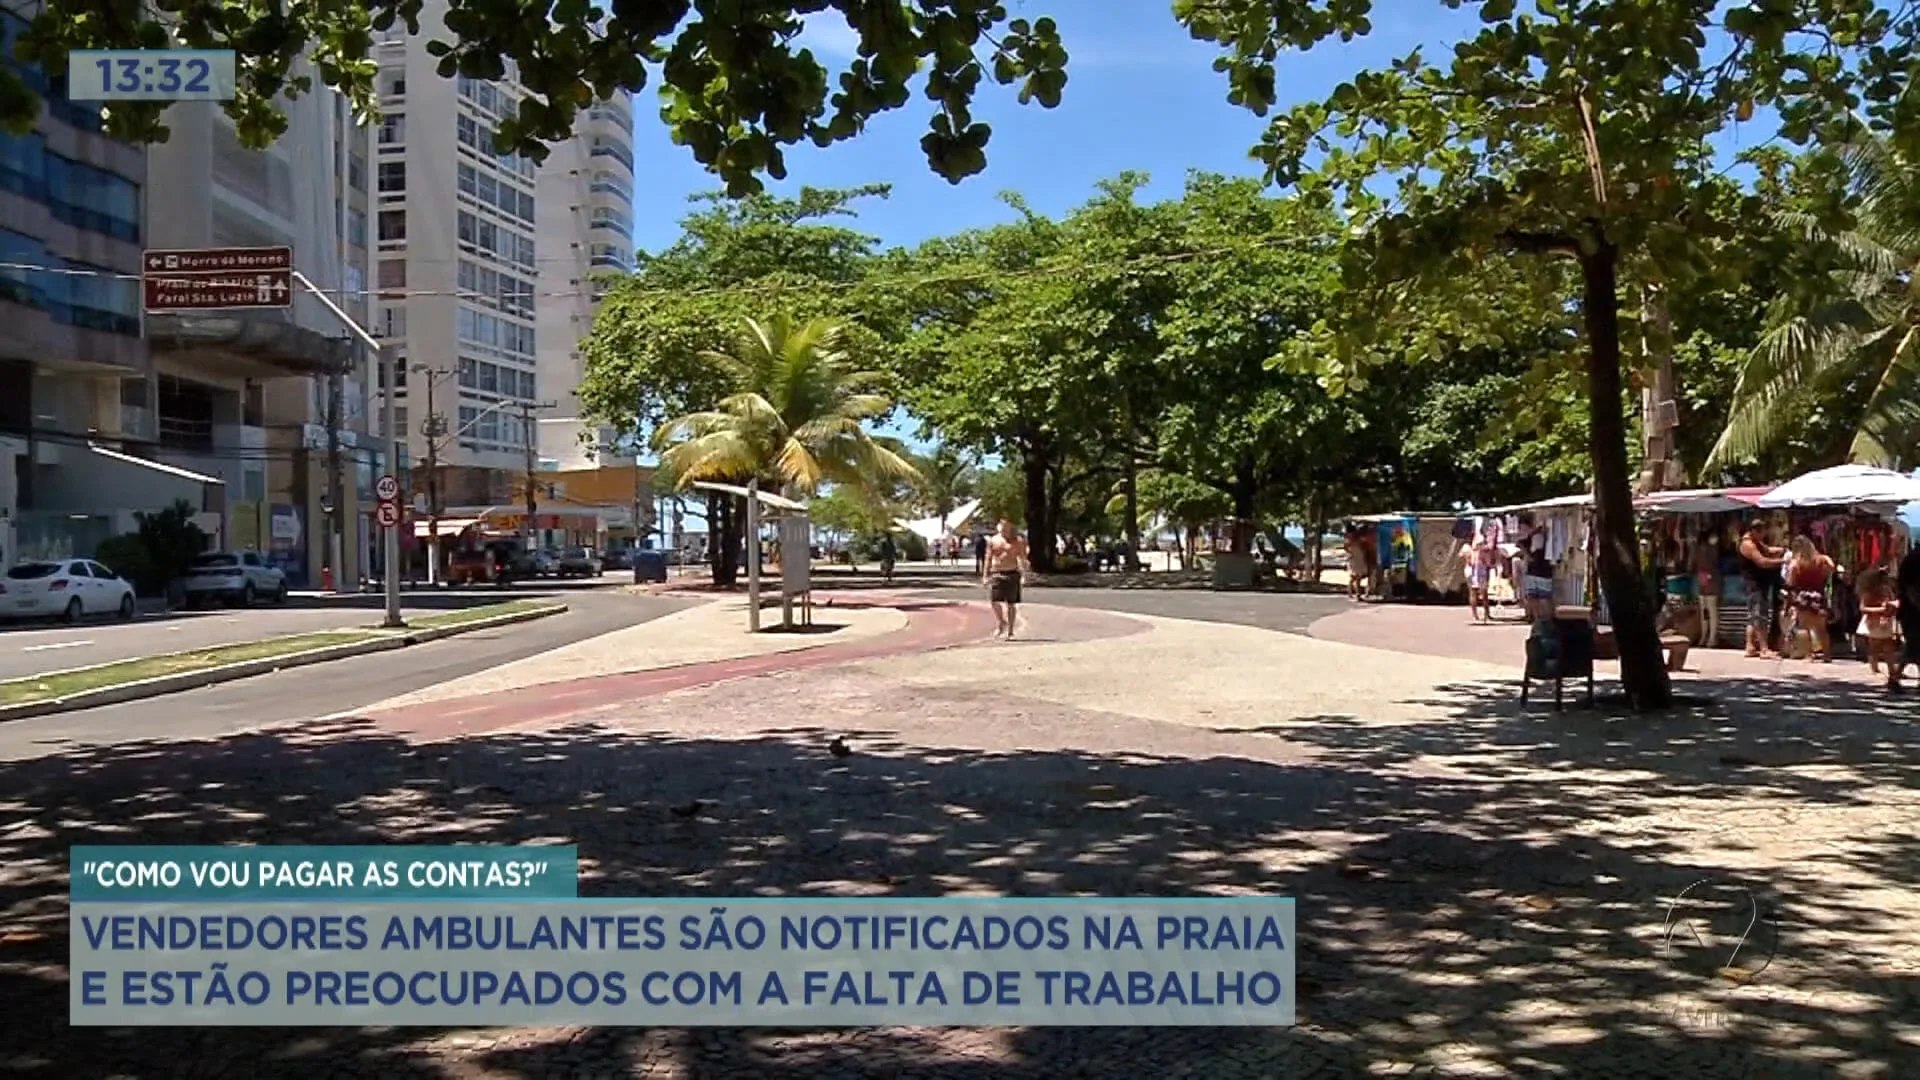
1500,229,1581,257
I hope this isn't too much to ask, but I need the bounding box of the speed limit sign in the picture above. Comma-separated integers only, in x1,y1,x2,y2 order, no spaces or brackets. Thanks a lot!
375,474,400,502
376,501,402,528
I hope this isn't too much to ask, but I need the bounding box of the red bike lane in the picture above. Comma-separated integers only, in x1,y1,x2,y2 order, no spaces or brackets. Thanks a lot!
356,596,1000,742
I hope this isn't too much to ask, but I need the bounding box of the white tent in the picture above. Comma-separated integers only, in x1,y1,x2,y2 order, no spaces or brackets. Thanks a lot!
894,498,982,543
1755,465,1920,509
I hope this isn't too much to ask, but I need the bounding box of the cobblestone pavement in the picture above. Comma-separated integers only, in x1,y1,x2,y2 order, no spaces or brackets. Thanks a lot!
2,603,1917,1078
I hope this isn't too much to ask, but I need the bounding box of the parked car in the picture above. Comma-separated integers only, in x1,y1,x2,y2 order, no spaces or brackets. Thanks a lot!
0,559,137,623
557,547,601,577
178,551,288,607
531,549,561,577
600,548,632,571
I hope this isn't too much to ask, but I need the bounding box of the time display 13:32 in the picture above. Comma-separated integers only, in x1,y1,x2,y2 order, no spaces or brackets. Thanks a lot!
68,50,238,102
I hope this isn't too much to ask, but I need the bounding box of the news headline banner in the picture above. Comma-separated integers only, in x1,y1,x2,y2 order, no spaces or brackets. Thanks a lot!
71,846,577,901
71,898,1295,1027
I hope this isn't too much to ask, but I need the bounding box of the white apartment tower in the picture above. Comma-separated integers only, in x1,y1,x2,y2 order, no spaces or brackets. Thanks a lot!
535,90,636,470
372,10,635,503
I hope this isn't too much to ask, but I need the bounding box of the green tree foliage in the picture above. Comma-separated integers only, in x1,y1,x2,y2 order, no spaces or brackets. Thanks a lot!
9,2,1068,194
1179,0,1920,708
579,185,894,436
910,443,979,528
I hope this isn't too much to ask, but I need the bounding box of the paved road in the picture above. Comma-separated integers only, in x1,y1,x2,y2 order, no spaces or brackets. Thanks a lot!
0,576,629,681
1027,585,1351,634
0,590,698,759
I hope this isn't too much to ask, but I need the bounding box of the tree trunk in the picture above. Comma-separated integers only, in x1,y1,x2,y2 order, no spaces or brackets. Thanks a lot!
1581,244,1672,709
1120,410,1142,570
1306,489,1325,582
1020,442,1057,572
1637,281,1682,493
1229,469,1256,555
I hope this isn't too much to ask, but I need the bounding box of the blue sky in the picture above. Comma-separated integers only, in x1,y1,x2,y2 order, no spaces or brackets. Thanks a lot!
628,1,1474,254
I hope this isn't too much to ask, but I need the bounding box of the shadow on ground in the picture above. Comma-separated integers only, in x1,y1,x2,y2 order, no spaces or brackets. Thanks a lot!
2,658,1917,1077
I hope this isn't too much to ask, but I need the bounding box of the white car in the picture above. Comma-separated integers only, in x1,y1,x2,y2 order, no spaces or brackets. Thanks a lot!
179,551,289,607
0,559,137,623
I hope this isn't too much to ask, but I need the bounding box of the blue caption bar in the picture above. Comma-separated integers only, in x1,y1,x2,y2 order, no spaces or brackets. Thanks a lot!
71,846,577,901
70,898,1295,1027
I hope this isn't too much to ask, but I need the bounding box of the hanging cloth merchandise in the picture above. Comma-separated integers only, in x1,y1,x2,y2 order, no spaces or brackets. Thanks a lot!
1421,524,1467,593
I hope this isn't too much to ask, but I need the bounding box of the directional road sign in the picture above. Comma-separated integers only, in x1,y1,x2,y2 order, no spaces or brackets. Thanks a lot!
376,501,402,528
142,246,294,312
375,474,400,502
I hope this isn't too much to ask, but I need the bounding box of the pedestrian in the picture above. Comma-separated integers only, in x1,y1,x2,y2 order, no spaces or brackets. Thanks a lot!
1892,546,1920,691
983,517,1030,640
1784,535,1836,661
1463,533,1495,623
877,532,897,585
973,531,988,576
1694,529,1723,648
1855,567,1898,677
1738,518,1787,658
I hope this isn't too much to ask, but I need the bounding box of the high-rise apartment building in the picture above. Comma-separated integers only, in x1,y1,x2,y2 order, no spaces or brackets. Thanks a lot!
535,89,636,472
373,5,636,513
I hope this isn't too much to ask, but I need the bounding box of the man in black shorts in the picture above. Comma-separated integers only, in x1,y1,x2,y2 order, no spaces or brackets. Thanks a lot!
982,518,1030,639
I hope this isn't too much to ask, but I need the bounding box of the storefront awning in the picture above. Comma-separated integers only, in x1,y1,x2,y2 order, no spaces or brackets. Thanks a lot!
413,518,481,537
1636,487,1773,514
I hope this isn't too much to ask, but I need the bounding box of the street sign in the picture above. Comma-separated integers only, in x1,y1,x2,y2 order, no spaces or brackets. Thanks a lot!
144,247,292,273
376,501,402,528
375,474,400,502
142,246,294,312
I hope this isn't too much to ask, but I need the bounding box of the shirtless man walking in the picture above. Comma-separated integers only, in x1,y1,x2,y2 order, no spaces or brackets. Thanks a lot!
983,518,1031,639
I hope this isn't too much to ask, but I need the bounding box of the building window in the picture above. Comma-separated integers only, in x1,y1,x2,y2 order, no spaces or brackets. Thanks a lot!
0,227,140,335
378,259,405,289
458,358,477,388
348,152,366,191
377,161,405,192
377,210,405,242
457,162,476,195
378,305,406,339
378,114,405,145
457,114,478,148
347,208,367,247
384,73,406,97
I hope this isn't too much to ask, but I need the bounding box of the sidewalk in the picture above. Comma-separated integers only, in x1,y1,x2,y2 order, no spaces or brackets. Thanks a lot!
360,594,908,712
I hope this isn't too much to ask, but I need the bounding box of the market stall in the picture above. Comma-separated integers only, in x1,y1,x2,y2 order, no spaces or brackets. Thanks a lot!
1468,494,1596,615
1751,465,1920,657
1635,486,1773,648
1343,512,1480,601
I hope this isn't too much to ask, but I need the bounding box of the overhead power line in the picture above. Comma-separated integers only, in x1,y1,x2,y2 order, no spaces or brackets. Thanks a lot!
0,231,1304,306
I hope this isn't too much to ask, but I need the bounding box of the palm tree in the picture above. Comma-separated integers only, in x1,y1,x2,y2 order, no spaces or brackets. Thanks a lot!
914,443,979,535
653,314,920,497
1709,136,1920,471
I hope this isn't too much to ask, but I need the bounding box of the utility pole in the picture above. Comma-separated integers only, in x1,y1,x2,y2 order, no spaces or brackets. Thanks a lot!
515,400,558,549
415,365,453,584
324,344,346,592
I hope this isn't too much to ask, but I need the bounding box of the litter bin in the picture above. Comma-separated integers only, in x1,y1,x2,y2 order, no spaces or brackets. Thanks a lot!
633,550,668,584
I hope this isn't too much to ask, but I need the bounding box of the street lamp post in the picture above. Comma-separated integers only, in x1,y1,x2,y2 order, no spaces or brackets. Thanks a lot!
291,270,403,630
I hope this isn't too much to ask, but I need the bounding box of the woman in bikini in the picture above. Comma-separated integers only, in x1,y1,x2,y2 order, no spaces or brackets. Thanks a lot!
1784,535,1836,661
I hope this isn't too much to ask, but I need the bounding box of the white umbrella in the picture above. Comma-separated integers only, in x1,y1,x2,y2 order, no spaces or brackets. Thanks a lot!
1756,464,1920,508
